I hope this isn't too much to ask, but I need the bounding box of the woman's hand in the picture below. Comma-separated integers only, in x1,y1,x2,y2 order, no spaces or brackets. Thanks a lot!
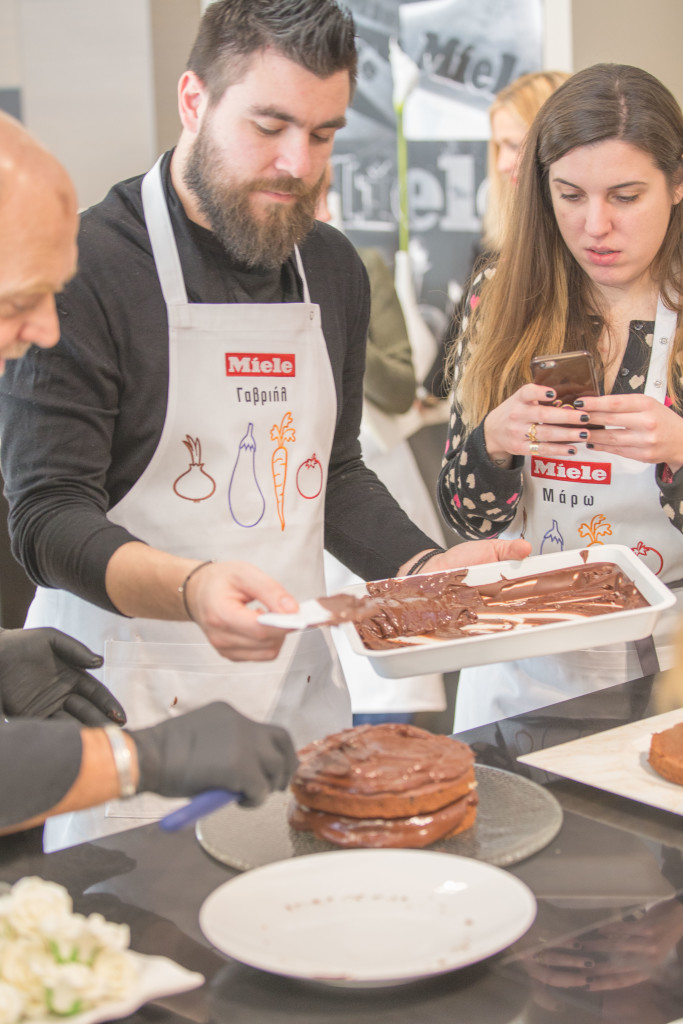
575,393,683,472
399,537,532,578
483,383,594,466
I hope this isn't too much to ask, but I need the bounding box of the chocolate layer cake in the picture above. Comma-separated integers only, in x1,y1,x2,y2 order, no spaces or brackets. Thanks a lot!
288,722,478,849
320,560,648,650
648,722,683,786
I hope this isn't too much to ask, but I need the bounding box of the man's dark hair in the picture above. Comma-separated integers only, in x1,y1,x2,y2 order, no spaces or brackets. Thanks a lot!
187,0,357,104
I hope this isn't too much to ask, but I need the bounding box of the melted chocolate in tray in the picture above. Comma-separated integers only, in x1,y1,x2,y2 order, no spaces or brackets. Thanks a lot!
318,559,648,650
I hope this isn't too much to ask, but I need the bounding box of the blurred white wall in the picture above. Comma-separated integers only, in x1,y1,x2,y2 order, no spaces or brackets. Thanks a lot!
2,0,200,209
0,0,22,86
571,0,683,105
18,0,155,209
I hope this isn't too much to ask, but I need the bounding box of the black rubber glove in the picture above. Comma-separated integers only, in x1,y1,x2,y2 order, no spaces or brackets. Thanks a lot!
0,627,126,726
131,702,299,806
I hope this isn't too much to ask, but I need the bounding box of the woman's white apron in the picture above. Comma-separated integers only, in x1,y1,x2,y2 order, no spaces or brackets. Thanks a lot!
28,158,350,848
455,299,683,731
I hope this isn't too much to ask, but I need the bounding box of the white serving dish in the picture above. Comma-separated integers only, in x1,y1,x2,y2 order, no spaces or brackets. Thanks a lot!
517,707,683,816
338,544,675,679
28,953,204,1024
198,850,536,986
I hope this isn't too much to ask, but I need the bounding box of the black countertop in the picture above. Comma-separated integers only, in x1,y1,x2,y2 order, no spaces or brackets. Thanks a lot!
2,674,683,1023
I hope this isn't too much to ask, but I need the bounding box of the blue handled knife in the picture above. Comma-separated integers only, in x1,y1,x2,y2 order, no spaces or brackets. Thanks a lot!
159,788,240,831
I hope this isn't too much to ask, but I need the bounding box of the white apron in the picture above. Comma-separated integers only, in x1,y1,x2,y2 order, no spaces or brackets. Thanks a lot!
29,158,350,848
324,407,446,714
455,299,683,731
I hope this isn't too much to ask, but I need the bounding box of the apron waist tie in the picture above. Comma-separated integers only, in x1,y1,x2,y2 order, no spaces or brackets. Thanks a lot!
633,635,660,678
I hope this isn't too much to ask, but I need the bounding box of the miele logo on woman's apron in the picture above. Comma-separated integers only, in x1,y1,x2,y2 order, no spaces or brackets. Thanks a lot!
225,353,296,377
530,457,612,484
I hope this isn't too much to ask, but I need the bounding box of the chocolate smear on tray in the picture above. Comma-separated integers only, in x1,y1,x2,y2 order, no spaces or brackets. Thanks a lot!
319,561,648,650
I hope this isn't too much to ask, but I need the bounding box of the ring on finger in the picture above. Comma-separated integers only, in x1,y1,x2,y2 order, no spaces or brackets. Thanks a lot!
529,442,540,455
525,422,538,444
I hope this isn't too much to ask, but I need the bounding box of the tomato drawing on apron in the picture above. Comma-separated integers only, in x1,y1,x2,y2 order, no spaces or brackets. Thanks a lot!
455,297,683,732
28,157,351,848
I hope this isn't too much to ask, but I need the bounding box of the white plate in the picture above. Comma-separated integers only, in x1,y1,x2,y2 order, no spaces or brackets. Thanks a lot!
517,708,683,815
338,544,674,678
28,952,204,1024
198,850,536,986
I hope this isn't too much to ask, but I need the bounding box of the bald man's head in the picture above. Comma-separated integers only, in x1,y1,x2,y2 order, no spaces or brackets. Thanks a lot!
0,113,78,373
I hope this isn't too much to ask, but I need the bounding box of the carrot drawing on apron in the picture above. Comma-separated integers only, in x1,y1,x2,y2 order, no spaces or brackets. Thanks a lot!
270,412,296,531
229,422,266,527
173,435,216,503
578,513,613,546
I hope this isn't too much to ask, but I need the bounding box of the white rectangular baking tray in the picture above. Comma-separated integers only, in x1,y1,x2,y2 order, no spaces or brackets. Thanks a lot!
338,544,675,679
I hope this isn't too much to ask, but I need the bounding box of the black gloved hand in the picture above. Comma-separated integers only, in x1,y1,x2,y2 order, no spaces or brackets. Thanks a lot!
131,702,299,806
0,627,126,726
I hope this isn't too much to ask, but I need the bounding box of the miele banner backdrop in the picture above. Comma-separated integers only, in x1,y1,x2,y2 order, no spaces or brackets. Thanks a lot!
334,0,543,347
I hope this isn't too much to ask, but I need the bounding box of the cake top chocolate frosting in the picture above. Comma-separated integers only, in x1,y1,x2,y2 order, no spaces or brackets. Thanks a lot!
295,722,475,798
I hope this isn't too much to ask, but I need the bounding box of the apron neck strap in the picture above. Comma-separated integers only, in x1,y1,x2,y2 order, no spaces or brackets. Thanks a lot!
141,157,188,307
654,293,678,340
643,294,678,400
293,245,311,304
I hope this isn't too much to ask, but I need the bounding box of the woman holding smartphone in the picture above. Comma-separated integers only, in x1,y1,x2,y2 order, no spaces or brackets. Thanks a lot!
438,63,683,730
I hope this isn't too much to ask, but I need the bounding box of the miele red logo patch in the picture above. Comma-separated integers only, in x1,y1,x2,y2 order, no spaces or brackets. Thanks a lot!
225,353,296,377
531,457,611,485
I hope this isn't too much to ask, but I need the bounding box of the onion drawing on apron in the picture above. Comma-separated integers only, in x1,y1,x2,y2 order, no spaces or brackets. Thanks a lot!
173,435,216,503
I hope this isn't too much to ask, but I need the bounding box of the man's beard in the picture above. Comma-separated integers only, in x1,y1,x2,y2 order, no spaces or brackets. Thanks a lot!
183,125,323,270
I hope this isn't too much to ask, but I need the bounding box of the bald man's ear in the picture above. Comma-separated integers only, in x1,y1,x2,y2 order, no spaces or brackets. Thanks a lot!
178,71,209,134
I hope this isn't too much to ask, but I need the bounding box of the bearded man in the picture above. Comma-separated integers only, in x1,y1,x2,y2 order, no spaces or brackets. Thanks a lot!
0,0,528,850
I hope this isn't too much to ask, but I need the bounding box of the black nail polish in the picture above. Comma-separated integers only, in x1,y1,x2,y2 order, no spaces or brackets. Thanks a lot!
574,399,584,408
586,443,594,449
568,447,577,455
545,390,555,399
579,431,588,439
580,413,590,423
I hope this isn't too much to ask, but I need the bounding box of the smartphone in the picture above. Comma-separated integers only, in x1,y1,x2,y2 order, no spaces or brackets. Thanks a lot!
530,350,600,409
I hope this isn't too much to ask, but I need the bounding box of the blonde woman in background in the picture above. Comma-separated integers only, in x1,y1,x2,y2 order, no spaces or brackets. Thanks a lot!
424,70,570,401
483,70,571,253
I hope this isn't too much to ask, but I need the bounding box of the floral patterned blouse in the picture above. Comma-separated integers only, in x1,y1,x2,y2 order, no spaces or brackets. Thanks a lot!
437,289,683,542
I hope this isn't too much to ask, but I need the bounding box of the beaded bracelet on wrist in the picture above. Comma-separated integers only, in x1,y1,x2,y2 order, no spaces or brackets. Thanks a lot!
178,560,215,621
405,547,446,576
